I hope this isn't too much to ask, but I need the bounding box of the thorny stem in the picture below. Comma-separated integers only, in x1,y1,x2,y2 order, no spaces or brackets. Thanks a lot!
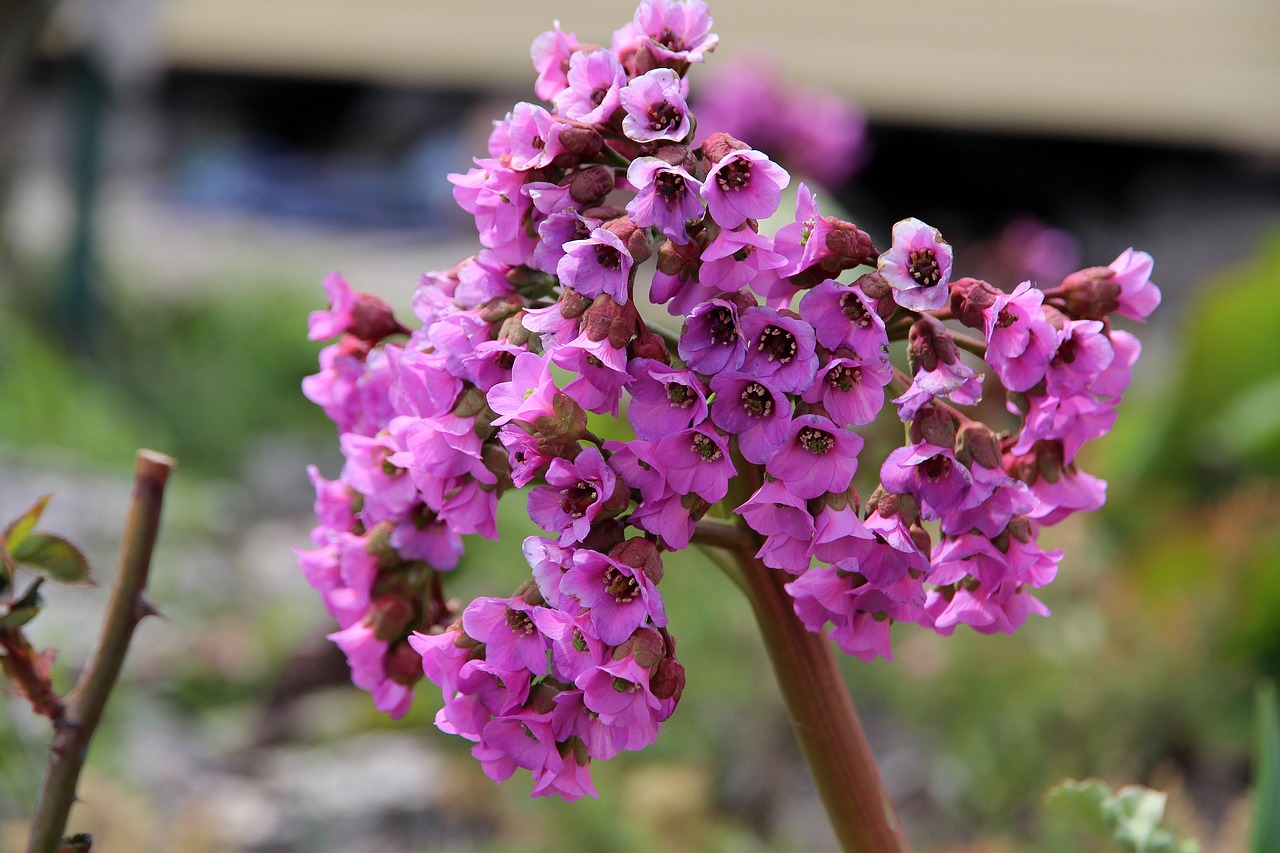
26,450,174,853
710,520,913,853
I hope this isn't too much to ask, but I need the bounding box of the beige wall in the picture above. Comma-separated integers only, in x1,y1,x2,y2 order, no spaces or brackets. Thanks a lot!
157,0,1280,152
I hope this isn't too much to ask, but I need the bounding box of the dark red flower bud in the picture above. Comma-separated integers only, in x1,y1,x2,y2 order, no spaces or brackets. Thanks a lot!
609,537,665,585
349,293,408,342
366,594,416,642
612,626,665,668
700,131,748,165
1058,266,1121,320
568,165,616,205
855,270,891,301
604,215,652,264
910,405,958,449
650,657,686,701
822,218,879,268
908,315,959,374
556,125,603,163
949,276,1001,330
955,421,1002,469
629,322,670,363
580,518,627,553
385,640,426,686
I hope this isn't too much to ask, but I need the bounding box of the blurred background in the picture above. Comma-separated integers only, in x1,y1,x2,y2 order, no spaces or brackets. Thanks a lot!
1,0,1279,850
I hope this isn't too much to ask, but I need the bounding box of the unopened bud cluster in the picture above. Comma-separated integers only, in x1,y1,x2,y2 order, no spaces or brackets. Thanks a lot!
300,0,1158,800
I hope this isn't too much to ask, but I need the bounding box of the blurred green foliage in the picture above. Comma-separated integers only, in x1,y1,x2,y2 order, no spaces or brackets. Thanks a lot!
0,276,327,476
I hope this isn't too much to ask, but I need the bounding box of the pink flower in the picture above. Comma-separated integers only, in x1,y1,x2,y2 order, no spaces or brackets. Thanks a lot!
488,351,559,426
700,226,788,296
738,307,818,393
802,355,892,427
734,479,815,572
620,69,691,143
558,228,634,304
1108,248,1160,321
628,0,719,64
877,218,952,311
708,372,792,464
679,299,746,374
798,279,888,361
555,50,626,125
626,157,704,243
654,423,736,502
531,21,579,101
766,415,862,500
983,281,1059,393
701,149,790,230
462,597,551,675
626,359,709,441
560,549,667,645
528,446,622,545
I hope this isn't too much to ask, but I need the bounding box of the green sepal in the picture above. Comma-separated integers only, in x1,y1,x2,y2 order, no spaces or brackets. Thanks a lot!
10,533,94,586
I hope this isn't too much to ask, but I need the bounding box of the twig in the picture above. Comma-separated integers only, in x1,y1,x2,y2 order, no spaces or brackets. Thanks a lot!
26,450,174,853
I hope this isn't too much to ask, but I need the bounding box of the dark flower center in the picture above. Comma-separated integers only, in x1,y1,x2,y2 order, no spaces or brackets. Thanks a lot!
920,455,951,481
825,363,861,393
716,158,752,192
907,248,941,286
740,382,775,419
649,100,682,132
560,480,599,518
840,291,872,327
590,87,608,108
758,325,797,364
595,244,623,271
799,426,835,454
692,432,722,461
505,608,535,636
666,382,694,409
655,170,686,203
996,307,1018,329
706,306,739,345
603,567,639,603
656,27,685,51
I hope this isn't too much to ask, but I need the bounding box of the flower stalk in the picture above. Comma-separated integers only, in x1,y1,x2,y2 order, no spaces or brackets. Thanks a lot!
714,524,912,853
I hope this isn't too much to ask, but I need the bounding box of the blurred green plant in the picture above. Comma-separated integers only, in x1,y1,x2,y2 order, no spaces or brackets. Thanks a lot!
1251,682,1279,853
1043,778,1198,853
0,276,326,476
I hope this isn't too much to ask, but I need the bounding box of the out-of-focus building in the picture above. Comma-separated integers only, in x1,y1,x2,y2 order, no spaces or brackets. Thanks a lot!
156,0,1280,153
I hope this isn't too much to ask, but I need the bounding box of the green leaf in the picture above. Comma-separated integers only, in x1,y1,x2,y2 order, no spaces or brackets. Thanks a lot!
9,534,93,585
2,494,50,552
0,579,43,630
1252,682,1280,853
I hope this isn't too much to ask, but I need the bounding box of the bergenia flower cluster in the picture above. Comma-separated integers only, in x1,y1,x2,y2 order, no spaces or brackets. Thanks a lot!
299,0,1158,800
